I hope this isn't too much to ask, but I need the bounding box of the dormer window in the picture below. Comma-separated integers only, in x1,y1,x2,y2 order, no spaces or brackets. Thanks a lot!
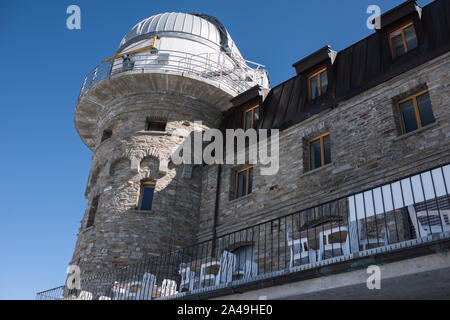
243,104,260,130
307,67,328,101
388,21,418,59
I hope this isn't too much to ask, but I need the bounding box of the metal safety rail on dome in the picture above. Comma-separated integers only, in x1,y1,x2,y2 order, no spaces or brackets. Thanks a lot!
37,163,450,300
78,50,267,101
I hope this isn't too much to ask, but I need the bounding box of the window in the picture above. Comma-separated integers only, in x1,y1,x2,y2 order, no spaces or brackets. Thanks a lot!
243,105,260,130
101,129,112,142
235,166,253,198
146,118,166,131
307,66,328,101
309,133,331,170
388,22,418,59
397,90,435,134
139,181,155,211
86,195,99,228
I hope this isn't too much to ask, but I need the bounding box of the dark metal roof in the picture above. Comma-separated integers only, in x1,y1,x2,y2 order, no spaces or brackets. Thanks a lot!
372,0,422,29
220,85,268,132
230,85,264,107
292,45,337,75
221,0,450,132
260,0,450,131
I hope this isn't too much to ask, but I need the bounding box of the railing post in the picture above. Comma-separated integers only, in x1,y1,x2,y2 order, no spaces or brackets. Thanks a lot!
91,67,98,86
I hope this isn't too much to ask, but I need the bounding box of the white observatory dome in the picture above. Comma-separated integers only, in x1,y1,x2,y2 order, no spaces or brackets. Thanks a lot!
110,12,269,94
80,12,268,107
118,12,246,60
76,12,269,149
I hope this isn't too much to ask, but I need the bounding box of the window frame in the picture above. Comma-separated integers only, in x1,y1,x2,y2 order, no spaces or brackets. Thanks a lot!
396,89,433,134
308,133,330,171
387,21,417,59
235,166,253,198
242,104,260,130
138,180,156,211
307,66,327,101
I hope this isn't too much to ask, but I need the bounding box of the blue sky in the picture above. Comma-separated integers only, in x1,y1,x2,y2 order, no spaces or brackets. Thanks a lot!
0,0,434,299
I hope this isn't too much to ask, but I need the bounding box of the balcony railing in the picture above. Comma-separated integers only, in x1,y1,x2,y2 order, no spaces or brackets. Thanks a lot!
77,49,267,102
37,162,450,300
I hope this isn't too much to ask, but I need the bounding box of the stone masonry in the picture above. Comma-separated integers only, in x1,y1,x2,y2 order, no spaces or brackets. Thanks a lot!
197,51,450,243
71,72,227,276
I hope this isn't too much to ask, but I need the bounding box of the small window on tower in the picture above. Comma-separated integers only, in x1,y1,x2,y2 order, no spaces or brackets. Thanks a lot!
308,133,331,171
101,129,112,142
388,21,418,59
146,118,166,132
307,66,328,101
86,195,99,228
139,181,156,211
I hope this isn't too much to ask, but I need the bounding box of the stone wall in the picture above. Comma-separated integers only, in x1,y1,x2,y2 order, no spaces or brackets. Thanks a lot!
70,91,222,277
197,51,450,242
71,51,450,279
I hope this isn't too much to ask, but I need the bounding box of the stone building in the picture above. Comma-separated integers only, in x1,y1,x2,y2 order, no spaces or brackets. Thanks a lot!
37,0,450,300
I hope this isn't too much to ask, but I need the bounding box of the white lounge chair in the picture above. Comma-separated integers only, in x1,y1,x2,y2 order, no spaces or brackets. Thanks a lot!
286,231,317,268
135,273,156,300
76,290,93,300
215,250,236,285
319,225,349,260
113,273,156,300
408,206,450,237
199,261,220,288
179,266,196,292
348,220,389,252
111,281,125,299
160,279,178,297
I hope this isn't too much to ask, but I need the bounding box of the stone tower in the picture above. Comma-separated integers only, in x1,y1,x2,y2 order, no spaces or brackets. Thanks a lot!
70,12,269,276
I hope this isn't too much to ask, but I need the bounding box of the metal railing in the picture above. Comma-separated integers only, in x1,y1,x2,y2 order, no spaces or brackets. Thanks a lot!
37,163,450,300
78,49,268,102
35,286,65,300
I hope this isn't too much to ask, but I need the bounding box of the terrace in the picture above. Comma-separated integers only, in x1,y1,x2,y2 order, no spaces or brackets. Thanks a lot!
37,162,450,300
